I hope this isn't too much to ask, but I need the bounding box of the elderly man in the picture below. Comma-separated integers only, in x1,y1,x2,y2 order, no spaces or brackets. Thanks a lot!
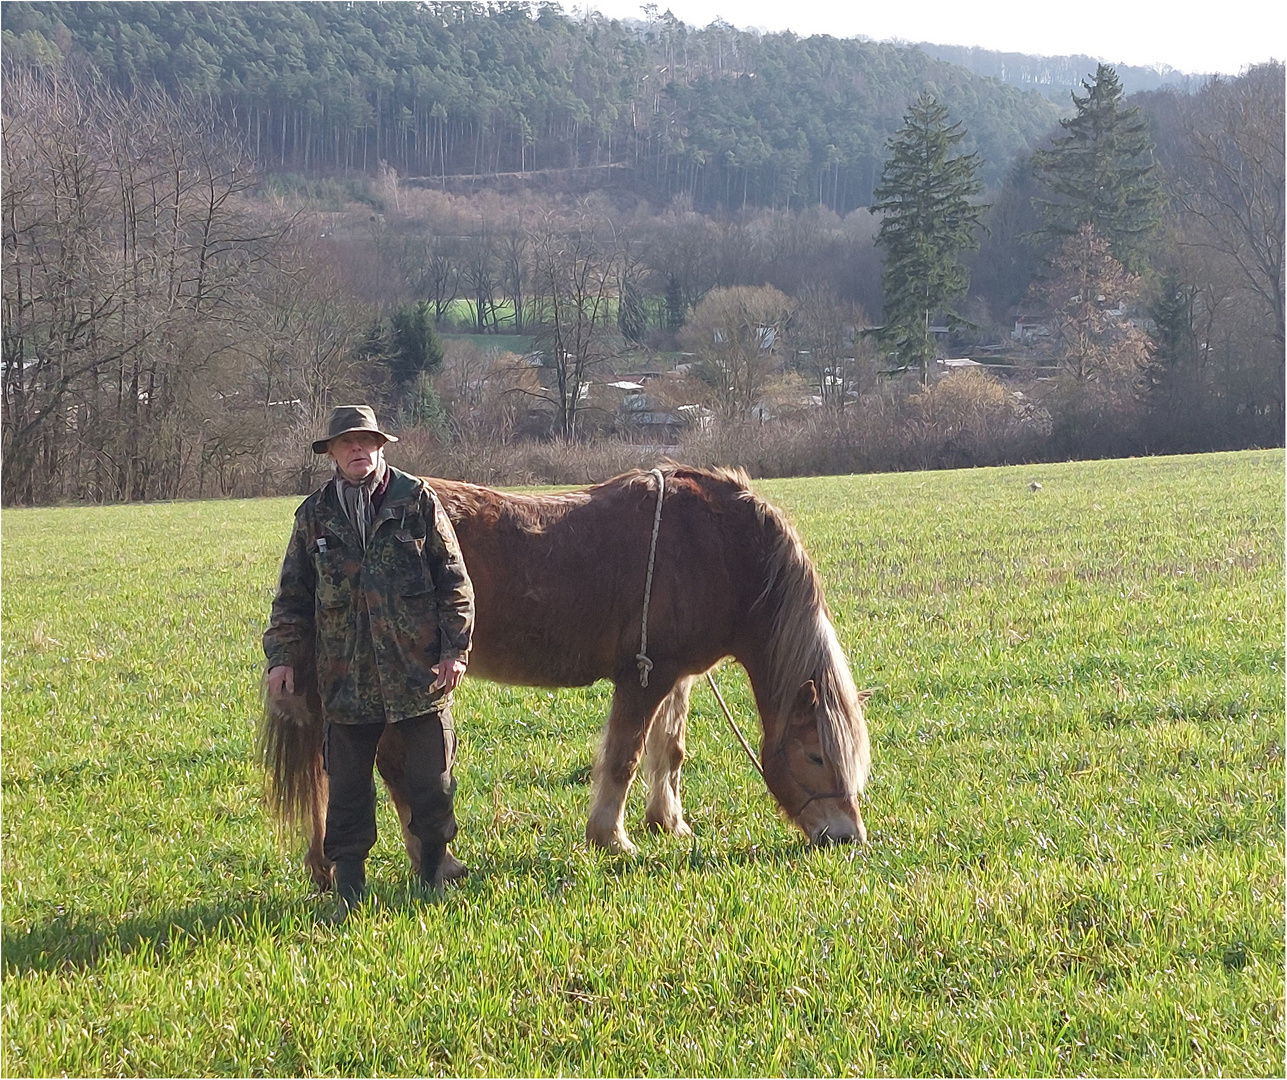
264,405,474,909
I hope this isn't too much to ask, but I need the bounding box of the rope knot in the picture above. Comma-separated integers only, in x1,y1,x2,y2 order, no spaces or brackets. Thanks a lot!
635,653,654,688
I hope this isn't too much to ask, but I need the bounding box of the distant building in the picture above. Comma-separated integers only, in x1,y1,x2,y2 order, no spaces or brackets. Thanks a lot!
1011,314,1051,341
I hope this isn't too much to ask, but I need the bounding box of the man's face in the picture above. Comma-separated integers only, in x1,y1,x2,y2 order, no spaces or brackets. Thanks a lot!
328,430,385,483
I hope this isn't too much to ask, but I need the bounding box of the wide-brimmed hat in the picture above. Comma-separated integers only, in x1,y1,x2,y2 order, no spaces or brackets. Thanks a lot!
311,404,399,454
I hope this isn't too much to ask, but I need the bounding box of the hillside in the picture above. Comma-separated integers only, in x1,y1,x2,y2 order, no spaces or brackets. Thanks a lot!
914,42,1206,100
1,0,1060,208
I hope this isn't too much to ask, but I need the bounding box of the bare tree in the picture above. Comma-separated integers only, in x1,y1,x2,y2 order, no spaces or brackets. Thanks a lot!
496,217,530,332
791,283,872,410
461,222,500,333
252,241,370,492
1177,64,1285,352
436,338,542,444
528,209,625,439
1034,224,1149,386
644,207,718,328
679,285,794,419
2,68,279,504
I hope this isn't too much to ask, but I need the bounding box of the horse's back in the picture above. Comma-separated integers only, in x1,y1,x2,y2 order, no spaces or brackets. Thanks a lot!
426,471,750,687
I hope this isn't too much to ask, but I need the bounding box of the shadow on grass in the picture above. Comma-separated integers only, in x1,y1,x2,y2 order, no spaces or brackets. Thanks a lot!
470,833,818,886
3,836,843,977
1,894,332,977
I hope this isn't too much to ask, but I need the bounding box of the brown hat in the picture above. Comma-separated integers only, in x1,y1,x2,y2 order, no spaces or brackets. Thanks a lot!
311,404,399,454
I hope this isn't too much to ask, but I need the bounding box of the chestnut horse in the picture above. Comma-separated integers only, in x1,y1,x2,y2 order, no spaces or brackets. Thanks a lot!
260,465,871,888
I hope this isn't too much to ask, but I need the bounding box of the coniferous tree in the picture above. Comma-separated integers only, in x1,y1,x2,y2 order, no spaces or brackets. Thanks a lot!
1146,271,1200,389
387,301,444,387
872,93,985,385
1032,64,1164,271
1142,270,1211,448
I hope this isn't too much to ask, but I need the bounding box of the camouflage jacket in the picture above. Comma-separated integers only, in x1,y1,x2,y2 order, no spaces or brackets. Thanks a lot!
263,467,474,725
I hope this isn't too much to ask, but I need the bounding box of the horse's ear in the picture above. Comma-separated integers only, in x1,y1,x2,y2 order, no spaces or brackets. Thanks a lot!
792,680,819,725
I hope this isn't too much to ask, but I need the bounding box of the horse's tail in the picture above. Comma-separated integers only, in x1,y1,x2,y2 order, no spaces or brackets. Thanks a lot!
256,647,324,842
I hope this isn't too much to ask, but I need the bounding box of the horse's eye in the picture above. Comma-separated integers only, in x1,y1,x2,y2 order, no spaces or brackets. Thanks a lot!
807,753,824,767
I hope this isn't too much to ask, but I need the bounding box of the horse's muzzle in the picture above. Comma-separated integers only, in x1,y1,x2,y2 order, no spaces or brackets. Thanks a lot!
811,820,866,846
808,813,870,849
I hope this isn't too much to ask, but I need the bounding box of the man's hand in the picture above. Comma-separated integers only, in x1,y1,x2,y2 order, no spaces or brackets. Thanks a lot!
267,665,295,697
432,657,467,693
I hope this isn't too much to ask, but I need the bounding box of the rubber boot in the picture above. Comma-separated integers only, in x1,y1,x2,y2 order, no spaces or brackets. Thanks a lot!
333,859,366,910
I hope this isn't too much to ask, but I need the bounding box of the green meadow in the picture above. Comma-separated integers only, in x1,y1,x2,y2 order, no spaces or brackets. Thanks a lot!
2,450,1283,1077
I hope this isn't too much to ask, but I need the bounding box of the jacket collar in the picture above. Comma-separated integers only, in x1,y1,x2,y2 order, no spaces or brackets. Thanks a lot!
315,466,422,545
371,467,422,531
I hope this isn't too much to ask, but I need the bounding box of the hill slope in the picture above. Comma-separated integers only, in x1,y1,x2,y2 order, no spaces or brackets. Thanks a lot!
3,1,1061,207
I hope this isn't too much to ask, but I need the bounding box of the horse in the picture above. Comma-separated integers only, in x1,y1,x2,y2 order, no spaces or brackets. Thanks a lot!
260,464,872,890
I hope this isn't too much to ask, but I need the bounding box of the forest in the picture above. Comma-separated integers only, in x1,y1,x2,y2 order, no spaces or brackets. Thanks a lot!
1,2,1283,505
1,1,1061,210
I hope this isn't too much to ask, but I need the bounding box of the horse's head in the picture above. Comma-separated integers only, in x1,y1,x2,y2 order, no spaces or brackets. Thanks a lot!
763,677,871,846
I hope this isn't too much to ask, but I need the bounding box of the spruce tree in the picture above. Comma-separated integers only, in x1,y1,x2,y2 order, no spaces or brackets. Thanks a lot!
873,93,985,384
387,301,445,386
1032,64,1164,271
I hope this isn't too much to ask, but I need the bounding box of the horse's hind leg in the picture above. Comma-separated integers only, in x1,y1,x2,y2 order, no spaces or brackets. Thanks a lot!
643,675,695,837
587,668,677,855
304,764,333,891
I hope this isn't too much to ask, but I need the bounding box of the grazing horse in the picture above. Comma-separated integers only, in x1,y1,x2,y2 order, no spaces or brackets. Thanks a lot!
260,465,871,889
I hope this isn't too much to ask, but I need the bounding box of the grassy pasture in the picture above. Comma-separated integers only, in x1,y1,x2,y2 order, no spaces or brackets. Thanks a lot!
1,450,1283,1077
439,331,538,357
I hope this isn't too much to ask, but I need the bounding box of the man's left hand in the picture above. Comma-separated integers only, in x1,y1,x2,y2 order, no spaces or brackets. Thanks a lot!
432,657,467,692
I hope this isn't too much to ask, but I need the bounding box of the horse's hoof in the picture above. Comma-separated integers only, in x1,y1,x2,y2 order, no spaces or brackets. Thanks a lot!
587,826,638,855
309,863,335,893
645,815,693,838
441,849,470,882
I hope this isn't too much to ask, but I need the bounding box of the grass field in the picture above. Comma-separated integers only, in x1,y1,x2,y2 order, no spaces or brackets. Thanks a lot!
2,450,1283,1076
439,332,538,357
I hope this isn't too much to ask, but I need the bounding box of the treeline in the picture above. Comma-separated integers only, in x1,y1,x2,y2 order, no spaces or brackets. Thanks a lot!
1,69,370,504
914,42,1200,100
2,43,1281,505
1,0,1058,211
965,63,1285,455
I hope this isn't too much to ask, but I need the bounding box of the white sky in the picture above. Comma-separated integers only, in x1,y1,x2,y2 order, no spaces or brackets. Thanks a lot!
584,0,1285,76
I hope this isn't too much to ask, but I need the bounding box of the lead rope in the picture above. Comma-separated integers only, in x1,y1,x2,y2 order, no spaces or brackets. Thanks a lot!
635,468,666,687
705,669,765,778
632,469,763,778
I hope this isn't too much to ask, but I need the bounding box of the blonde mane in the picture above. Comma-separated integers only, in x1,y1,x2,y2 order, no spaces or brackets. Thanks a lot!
741,486,871,796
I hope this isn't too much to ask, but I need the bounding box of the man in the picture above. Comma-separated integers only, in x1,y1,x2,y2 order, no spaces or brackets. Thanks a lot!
264,404,474,910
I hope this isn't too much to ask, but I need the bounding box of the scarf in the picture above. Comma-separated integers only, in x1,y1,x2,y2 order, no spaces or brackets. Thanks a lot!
334,456,387,549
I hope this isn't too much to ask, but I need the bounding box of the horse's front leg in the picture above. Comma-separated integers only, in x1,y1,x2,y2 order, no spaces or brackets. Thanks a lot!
587,667,678,854
643,675,695,838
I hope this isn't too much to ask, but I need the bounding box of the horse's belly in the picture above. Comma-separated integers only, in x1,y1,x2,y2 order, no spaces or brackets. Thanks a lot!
467,619,614,688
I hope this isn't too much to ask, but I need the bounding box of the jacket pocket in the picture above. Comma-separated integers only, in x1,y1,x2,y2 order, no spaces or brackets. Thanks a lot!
393,529,434,595
314,545,351,608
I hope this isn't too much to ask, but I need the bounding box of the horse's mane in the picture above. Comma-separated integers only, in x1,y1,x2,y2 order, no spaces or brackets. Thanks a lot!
733,475,871,797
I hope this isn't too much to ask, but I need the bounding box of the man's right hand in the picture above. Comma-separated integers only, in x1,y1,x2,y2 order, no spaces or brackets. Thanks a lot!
267,665,295,697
